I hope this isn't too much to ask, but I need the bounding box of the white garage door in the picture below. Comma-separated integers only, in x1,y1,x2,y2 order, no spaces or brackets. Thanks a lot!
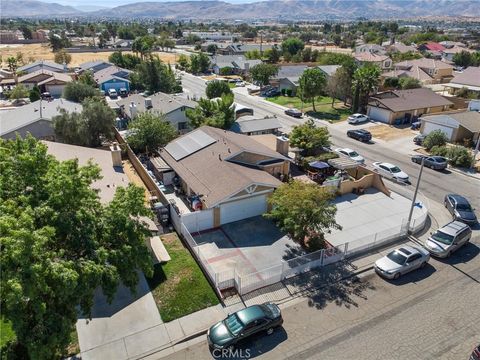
46,85,65,97
220,195,267,225
368,107,391,123
423,122,454,140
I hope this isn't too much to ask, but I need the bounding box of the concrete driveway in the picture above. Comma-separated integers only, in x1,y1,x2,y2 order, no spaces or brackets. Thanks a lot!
193,217,303,275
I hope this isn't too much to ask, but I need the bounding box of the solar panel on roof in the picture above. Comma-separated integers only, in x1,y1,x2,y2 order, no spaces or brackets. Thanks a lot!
165,130,216,161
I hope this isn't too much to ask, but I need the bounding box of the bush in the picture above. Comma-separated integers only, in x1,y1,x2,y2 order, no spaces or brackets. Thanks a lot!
205,80,232,99
447,145,474,168
423,129,448,150
281,88,287,96
430,145,448,157
286,88,293,97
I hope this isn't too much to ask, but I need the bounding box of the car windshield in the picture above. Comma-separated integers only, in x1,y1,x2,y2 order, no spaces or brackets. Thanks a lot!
456,203,472,211
224,314,244,336
432,230,454,245
432,157,445,162
349,151,359,157
390,166,401,173
387,251,407,265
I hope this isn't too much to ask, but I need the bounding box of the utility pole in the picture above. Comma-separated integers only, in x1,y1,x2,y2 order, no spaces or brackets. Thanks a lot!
407,156,425,233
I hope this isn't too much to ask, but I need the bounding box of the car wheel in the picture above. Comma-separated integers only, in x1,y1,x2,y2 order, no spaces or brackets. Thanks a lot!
393,272,400,280
266,327,274,335
420,262,427,268
446,251,452,258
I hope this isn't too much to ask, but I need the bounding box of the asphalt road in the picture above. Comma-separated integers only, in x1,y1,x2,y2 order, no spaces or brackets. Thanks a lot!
160,235,480,360
180,73,480,210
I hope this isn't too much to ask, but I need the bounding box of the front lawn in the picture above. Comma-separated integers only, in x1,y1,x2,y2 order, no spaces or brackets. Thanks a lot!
146,233,219,322
267,95,351,122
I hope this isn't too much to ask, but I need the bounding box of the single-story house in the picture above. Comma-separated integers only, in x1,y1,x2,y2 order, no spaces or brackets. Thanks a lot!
383,41,417,54
160,126,290,226
219,43,275,56
355,44,386,55
17,69,73,96
394,58,454,84
210,55,261,75
77,61,113,74
445,67,480,95
93,66,132,92
420,111,480,143
317,65,341,80
116,92,197,132
367,88,453,124
271,65,308,96
354,52,392,70
441,47,476,62
0,99,82,140
418,42,445,58
18,60,65,74
381,65,436,85
230,115,282,135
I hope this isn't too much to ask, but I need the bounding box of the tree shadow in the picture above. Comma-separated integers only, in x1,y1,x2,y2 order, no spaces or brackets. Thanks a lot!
306,110,340,121
384,263,436,286
283,261,376,310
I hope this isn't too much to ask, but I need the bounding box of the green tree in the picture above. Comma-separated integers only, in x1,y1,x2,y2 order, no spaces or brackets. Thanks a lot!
29,85,41,102
134,55,181,94
53,98,115,147
289,119,331,155
399,77,421,89
219,66,233,76
281,37,305,56
78,70,96,87
205,80,232,99
245,49,261,60
186,94,235,129
49,32,71,52
351,65,381,112
108,51,141,70
206,44,218,54
297,68,327,112
8,84,29,100
177,54,190,71
54,49,72,65
453,50,480,67
265,180,341,250
63,81,100,102
0,136,153,359
383,77,400,89
6,57,17,72
423,129,448,150
132,35,157,60
264,46,281,63
249,63,278,86
326,65,355,106
189,52,210,74
127,112,177,154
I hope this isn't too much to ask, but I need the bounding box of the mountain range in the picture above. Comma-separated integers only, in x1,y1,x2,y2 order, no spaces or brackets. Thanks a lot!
2,0,480,19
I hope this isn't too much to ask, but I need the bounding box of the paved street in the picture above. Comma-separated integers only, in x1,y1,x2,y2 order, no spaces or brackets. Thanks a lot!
180,73,480,210
159,235,480,360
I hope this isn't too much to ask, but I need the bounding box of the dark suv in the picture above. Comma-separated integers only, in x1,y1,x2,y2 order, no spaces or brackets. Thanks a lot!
347,129,372,142
444,194,477,225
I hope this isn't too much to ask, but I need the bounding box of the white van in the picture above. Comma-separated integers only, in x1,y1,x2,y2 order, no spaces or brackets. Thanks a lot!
108,89,118,99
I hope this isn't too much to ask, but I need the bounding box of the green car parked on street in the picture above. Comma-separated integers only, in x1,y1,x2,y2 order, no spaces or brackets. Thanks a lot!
207,302,283,350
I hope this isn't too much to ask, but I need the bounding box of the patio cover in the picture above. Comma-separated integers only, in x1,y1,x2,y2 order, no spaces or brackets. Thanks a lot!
309,161,330,170
328,157,359,170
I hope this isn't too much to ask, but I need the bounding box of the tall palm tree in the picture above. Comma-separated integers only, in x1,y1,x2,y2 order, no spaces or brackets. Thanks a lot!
351,65,381,113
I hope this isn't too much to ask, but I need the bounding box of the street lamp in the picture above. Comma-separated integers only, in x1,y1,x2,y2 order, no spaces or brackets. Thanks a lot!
407,156,425,234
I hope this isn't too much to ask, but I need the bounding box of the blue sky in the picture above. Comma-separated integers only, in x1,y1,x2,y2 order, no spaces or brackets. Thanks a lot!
49,0,258,7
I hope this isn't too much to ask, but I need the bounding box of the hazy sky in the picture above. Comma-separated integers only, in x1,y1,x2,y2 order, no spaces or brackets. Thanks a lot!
49,0,259,7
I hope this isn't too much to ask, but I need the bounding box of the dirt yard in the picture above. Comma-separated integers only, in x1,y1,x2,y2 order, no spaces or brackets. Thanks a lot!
367,124,416,141
0,43,177,67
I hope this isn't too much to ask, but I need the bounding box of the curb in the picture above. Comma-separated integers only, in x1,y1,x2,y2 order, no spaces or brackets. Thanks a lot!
448,166,480,180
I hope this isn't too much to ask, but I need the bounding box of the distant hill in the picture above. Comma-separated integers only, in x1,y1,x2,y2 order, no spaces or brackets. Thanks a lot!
1,0,80,17
96,0,480,20
2,0,480,19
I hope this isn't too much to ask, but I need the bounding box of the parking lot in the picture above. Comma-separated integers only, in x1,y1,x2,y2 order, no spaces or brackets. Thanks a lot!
193,216,303,275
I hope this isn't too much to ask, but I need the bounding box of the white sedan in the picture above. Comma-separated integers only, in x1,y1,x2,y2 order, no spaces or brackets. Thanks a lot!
373,162,409,183
374,245,430,280
347,113,369,124
334,147,365,164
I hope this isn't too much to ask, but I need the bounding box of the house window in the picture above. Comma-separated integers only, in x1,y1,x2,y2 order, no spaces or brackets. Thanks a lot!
178,122,188,130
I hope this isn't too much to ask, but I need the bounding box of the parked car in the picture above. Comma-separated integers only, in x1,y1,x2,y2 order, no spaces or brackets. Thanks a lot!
373,162,409,183
285,108,302,118
264,88,281,97
235,81,246,87
413,134,426,145
444,194,478,225
374,246,430,280
41,92,52,100
334,147,365,163
119,88,128,97
207,303,283,350
411,155,448,170
411,121,421,130
347,113,369,124
108,89,118,99
470,344,480,360
424,221,472,258
347,129,372,142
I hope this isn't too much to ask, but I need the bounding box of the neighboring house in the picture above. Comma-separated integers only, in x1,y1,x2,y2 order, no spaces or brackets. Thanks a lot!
439,41,466,49
354,52,392,70
271,65,308,96
78,61,112,74
355,44,386,55
210,55,261,75
367,88,453,124
183,31,237,41
222,43,275,55
445,67,480,95
200,42,231,53
117,92,197,132
93,66,132,92
17,69,73,96
394,59,454,83
384,41,417,54
17,60,65,74
420,111,480,143
160,126,290,226
230,115,282,135
0,99,82,140
317,65,341,79
381,65,435,85
442,47,476,62
417,42,446,59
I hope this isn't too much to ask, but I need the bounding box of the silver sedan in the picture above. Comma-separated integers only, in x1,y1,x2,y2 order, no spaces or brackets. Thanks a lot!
374,245,430,280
